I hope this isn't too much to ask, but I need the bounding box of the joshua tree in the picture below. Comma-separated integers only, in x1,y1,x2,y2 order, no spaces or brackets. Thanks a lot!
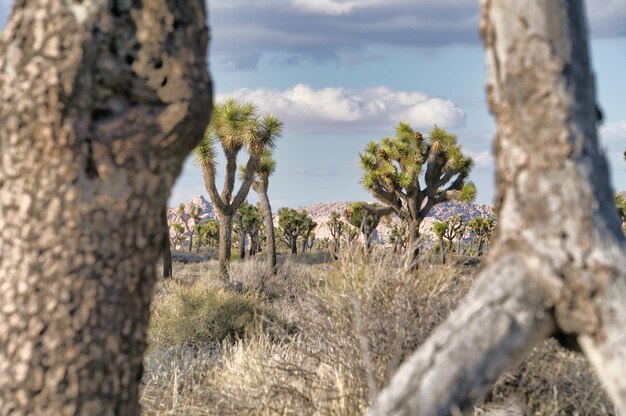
162,207,173,279
278,208,313,254
327,211,347,257
300,215,318,253
241,149,279,271
344,202,392,251
171,223,186,249
345,225,360,248
0,1,211,412
432,215,464,264
389,221,408,253
238,202,262,258
196,219,220,251
196,99,283,279
467,216,495,256
177,203,202,252
360,124,475,273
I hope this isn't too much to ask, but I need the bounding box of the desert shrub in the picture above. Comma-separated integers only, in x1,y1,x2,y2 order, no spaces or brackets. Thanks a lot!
148,280,277,349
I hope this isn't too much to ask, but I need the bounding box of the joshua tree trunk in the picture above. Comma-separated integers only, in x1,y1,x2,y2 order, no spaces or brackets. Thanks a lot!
256,183,277,273
404,219,421,273
0,1,211,414
370,1,626,414
477,236,485,257
188,229,194,252
163,208,173,279
239,224,246,260
218,213,234,280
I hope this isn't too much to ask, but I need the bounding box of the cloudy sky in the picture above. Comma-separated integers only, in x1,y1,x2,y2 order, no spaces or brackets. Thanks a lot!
1,1,625,207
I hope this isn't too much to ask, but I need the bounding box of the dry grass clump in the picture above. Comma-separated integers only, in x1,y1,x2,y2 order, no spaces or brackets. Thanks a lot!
148,280,280,350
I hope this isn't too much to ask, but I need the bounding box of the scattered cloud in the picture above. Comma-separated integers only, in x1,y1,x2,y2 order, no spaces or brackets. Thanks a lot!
218,84,465,134
209,0,626,70
468,150,494,168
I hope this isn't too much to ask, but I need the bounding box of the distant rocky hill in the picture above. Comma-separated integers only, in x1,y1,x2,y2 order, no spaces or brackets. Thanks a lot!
168,195,495,245
301,200,494,242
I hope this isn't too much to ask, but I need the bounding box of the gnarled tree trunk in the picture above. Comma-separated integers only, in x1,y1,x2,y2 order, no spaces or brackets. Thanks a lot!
370,0,626,414
0,1,211,413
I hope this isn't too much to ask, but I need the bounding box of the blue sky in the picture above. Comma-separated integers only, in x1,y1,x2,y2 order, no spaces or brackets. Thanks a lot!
2,1,625,208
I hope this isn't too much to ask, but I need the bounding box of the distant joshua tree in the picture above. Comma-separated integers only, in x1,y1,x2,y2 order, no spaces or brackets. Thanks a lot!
162,208,173,279
170,223,186,249
433,215,465,264
467,217,495,256
327,211,347,258
344,202,392,251
300,215,317,253
278,208,314,255
196,99,283,279
237,202,262,259
241,149,279,272
389,221,408,253
177,203,202,252
360,123,475,273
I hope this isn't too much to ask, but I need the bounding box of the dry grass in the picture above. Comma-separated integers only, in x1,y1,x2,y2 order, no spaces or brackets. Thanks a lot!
143,249,614,415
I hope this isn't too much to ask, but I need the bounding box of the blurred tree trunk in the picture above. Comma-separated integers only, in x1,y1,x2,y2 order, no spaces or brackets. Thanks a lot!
0,1,211,414
370,0,626,414
163,207,173,279
256,182,277,272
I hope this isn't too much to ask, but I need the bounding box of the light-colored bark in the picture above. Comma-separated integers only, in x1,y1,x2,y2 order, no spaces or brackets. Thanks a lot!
0,1,211,413
255,179,277,273
371,0,626,414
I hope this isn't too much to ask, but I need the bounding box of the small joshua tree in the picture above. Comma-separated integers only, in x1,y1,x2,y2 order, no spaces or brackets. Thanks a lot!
344,202,392,251
162,208,173,279
241,149,279,271
300,215,317,253
278,208,314,255
360,123,475,273
467,216,495,256
239,202,262,258
171,223,186,250
389,221,408,253
177,203,202,252
327,211,347,258
196,99,283,279
433,215,465,264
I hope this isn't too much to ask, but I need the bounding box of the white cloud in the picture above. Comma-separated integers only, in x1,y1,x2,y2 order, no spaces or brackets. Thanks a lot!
217,84,465,134
468,150,494,168
600,121,626,142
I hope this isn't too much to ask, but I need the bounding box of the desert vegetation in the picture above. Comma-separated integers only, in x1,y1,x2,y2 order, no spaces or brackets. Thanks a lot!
2,0,626,415
141,250,614,415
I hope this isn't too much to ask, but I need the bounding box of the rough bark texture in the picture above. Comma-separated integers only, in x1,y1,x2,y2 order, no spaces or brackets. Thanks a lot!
370,0,626,414
0,1,211,414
